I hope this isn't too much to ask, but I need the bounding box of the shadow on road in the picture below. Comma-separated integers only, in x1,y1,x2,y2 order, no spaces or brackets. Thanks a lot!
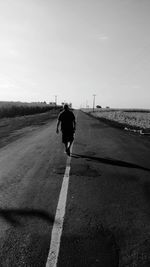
143,181,150,206
59,224,119,267
71,153,150,172
0,208,54,226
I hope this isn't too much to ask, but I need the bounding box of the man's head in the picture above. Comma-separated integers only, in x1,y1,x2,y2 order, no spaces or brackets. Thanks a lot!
64,104,69,110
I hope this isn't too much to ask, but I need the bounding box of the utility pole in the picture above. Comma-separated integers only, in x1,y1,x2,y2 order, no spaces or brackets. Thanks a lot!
86,100,88,108
93,94,96,112
54,95,57,106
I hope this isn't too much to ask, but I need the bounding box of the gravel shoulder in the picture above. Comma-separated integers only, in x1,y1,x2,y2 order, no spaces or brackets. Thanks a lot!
83,110,150,134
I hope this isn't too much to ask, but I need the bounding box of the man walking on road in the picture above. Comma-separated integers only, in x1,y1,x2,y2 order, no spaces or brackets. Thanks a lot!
56,104,76,156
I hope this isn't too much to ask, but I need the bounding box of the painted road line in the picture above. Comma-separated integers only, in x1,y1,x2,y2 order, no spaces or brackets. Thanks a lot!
46,112,78,267
45,150,72,267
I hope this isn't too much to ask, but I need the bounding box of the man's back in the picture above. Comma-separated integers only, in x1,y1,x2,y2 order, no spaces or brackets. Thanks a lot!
58,109,75,132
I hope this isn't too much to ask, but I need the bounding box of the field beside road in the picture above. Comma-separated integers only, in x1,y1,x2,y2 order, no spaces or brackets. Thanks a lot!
0,109,60,149
83,108,150,133
0,101,62,118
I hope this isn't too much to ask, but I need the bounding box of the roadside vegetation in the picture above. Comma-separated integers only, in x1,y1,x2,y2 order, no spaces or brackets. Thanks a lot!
83,108,150,132
0,101,62,118
0,102,62,149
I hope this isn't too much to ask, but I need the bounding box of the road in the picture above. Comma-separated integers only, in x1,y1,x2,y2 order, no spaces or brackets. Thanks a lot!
0,110,150,267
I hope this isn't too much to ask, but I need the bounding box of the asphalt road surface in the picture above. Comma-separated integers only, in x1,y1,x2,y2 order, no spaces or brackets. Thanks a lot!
0,110,150,267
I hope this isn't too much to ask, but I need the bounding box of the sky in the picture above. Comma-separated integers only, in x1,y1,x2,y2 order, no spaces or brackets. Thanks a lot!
0,0,150,109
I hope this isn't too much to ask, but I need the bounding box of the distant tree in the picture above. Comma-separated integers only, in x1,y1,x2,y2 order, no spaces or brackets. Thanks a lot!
96,105,102,108
49,102,56,106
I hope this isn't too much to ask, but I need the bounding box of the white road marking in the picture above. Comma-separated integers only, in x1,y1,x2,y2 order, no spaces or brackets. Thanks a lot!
46,112,78,267
45,149,73,267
